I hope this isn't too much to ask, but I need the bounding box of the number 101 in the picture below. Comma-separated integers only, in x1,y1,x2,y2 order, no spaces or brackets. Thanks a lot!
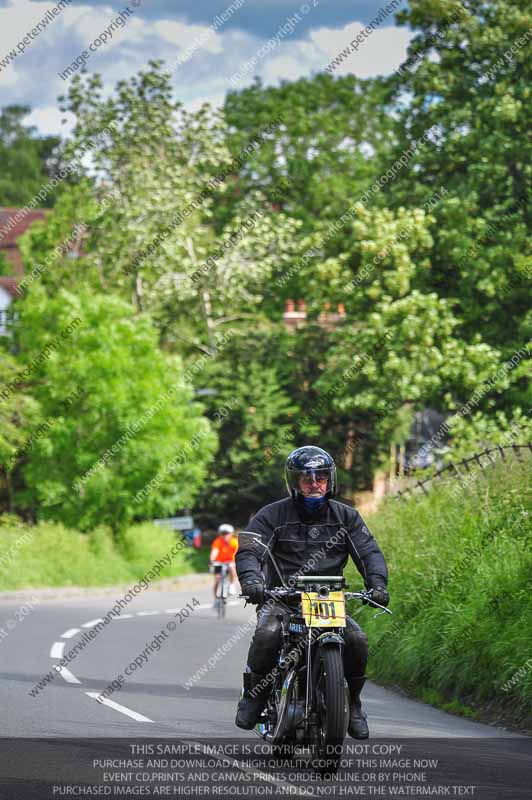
311,601,336,619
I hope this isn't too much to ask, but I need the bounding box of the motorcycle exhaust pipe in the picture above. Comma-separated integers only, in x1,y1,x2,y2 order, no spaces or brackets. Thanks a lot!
279,650,300,669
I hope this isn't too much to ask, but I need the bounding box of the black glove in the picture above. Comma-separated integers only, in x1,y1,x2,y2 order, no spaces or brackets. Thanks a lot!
365,584,389,607
242,581,265,605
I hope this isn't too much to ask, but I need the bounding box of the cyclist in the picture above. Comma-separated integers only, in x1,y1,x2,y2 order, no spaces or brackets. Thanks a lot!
235,445,389,739
209,523,239,600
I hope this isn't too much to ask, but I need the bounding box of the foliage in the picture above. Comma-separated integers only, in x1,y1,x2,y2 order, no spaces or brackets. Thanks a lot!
390,0,532,354
0,347,41,510
300,201,504,473
0,105,61,207
0,519,205,589
193,326,299,524
16,179,97,293
3,0,532,526
442,409,532,461
352,453,532,726
52,62,302,351
223,74,395,235
15,286,216,531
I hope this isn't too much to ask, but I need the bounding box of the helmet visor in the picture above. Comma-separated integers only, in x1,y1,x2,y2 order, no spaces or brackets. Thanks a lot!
286,466,333,493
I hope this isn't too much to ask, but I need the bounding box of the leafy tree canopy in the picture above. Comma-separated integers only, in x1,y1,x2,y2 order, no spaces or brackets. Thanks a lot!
0,105,61,208
15,286,216,531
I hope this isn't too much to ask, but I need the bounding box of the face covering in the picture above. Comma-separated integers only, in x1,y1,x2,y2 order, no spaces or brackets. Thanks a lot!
302,495,326,514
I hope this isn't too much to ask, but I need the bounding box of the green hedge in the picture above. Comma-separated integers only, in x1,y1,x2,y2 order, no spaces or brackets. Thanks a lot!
0,518,208,590
348,453,532,727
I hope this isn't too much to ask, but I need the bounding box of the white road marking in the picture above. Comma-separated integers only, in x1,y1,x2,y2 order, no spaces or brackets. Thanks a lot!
86,692,153,722
57,666,81,684
50,641,65,659
61,628,81,639
51,604,246,696
81,618,104,628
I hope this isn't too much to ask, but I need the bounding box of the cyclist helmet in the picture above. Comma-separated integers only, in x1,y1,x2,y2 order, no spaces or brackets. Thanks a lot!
285,445,337,507
217,523,235,535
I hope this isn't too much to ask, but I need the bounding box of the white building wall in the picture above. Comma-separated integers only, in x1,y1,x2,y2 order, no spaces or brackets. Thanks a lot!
0,286,12,335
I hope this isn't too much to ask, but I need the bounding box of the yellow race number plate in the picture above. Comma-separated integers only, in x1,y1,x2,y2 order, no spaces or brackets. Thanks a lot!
301,591,346,627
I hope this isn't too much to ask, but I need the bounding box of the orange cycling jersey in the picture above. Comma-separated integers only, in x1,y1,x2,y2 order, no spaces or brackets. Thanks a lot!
210,535,238,563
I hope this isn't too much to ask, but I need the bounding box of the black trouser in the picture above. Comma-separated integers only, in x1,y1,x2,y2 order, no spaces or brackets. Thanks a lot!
246,600,368,679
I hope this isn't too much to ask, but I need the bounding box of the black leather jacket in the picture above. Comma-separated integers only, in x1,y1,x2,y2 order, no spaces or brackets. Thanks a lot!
236,497,387,590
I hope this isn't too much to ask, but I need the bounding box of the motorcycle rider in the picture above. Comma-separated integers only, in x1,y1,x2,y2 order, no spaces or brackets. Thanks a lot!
235,445,389,739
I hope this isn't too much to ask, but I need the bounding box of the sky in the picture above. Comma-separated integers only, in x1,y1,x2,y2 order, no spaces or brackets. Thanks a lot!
0,0,413,136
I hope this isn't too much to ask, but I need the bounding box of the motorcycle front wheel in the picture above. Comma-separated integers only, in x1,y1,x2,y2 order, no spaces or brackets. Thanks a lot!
315,646,348,775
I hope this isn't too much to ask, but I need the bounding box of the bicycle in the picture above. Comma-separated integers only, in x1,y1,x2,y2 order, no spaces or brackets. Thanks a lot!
211,561,230,619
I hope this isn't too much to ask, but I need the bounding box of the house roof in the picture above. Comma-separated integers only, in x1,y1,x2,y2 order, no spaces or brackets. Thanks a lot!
0,207,48,276
0,207,47,247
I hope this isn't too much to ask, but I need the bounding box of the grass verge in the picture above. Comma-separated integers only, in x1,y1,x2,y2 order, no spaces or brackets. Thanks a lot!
0,517,208,590
347,452,532,733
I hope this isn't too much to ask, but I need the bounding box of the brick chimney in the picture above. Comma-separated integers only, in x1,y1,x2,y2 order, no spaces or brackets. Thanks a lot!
318,303,347,331
283,299,307,331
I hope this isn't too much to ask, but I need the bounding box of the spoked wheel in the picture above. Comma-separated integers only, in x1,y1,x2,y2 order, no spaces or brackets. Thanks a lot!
314,647,347,776
216,577,227,619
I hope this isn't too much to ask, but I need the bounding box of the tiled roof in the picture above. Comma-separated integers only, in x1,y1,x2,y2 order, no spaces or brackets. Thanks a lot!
0,207,47,247
0,207,48,276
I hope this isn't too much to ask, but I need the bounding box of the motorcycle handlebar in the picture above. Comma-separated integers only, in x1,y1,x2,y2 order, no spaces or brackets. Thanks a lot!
239,587,392,614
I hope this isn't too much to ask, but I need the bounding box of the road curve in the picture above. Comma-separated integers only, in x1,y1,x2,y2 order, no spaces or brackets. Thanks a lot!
0,578,530,799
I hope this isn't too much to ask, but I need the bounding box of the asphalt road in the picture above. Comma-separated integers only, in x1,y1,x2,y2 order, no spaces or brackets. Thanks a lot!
0,578,527,738
0,578,530,799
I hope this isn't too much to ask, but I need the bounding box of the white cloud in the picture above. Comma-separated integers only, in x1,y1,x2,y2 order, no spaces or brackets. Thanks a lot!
260,51,313,85
155,19,223,57
26,105,75,137
310,21,412,78
0,0,413,137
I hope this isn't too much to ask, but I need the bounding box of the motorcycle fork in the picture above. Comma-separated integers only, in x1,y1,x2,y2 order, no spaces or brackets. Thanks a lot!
305,627,313,718
304,628,323,725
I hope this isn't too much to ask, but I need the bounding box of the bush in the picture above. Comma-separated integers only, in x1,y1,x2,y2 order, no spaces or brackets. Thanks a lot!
0,519,207,590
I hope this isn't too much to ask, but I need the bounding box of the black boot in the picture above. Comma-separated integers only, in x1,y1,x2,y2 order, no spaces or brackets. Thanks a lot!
235,671,271,730
346,676,369,739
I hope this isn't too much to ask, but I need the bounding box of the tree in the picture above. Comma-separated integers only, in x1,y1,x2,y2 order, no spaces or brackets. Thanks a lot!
389,0,532,354
15,286,217,531
223,74,395,236
0,347,41,512
20,62,302,352
193,326,299,523
310,200,505,474
319,290,503,449
0,105,61,207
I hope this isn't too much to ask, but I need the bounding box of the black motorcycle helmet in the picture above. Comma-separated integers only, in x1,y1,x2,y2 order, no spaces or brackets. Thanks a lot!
285,445,337,502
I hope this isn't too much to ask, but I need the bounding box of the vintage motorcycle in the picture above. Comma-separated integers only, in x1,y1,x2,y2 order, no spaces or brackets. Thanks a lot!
240,535,391,770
